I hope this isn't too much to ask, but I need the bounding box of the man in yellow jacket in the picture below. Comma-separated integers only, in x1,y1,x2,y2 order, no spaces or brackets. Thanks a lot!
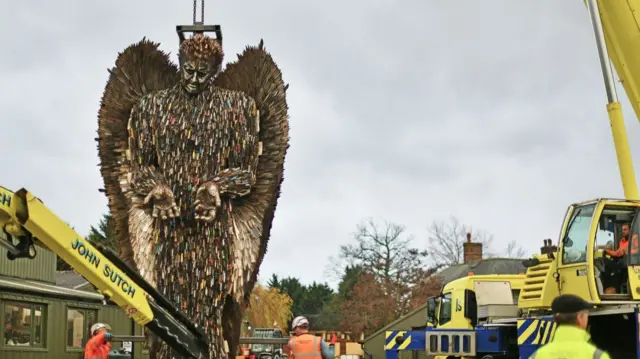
529,294,610,359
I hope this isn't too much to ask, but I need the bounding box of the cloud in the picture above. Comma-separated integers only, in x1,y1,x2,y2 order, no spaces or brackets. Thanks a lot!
2,0,640,290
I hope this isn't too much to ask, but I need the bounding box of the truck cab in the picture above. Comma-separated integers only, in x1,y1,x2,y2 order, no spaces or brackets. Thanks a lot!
423,275,523,358
426,274,524,330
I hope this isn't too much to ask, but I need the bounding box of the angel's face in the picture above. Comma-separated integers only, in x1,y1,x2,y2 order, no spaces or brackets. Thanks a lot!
180,59,214,94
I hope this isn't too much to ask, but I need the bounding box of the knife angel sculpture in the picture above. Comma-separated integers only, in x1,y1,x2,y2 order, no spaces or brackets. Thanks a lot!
96,31,289,359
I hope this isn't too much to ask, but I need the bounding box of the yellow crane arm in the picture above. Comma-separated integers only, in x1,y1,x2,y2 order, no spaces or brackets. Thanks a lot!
584,0,639,199
596,0,640,122
0,187,207,359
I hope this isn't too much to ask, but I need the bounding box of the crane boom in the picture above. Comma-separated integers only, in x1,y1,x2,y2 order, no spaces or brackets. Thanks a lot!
593,0,640,120
585,0,640,199
0,186,208,359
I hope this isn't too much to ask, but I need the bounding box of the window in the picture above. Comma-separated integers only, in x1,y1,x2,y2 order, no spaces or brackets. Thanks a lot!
562,204,595,264
66,308,98,349
3,301,46,347
595,217,616,250
438,292,452,326
252,328,284,353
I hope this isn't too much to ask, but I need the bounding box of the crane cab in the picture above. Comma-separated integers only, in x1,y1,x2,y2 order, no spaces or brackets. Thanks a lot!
521,198,640,309
558,198,640,302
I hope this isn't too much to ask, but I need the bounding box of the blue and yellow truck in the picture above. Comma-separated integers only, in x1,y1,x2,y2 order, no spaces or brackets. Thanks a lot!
385,273,525,359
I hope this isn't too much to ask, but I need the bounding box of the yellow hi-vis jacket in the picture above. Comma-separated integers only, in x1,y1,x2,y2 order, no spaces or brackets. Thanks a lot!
528,325,610,359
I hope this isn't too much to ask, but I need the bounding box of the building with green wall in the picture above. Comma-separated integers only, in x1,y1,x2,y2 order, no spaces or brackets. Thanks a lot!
0,243,149,359
362,304,429,359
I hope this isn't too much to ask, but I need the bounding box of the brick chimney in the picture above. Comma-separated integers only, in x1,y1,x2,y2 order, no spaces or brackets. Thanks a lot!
463,232,483,263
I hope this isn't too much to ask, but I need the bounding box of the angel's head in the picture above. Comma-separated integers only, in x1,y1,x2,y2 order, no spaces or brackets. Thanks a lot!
178,34,224,94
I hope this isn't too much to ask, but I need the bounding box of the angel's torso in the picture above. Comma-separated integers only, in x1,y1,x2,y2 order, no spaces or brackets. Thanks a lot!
140,85,257,202
132,87,254,334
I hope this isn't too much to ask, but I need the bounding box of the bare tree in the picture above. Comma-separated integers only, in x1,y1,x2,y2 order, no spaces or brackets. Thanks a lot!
504,240,527,258
333,218,440,316
427,216,495,266
324,253,350,283
339,218,428,279
427,217,528,266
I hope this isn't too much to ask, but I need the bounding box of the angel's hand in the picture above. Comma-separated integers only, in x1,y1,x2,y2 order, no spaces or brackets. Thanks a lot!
143,184,180,220
194,181,221,222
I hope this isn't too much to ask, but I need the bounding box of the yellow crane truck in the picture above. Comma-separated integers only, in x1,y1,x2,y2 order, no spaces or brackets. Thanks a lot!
0,187,209,359
384,274,524,359
423,274,524,331
384,0,640,358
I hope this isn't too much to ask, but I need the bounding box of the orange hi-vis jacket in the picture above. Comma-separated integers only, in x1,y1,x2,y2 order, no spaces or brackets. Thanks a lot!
84,331,112,359
606,237,629,257
289,334,323,359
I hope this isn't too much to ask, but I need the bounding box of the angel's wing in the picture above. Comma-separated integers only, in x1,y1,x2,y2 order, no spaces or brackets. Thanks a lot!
214,40,290,304
97,38,179,270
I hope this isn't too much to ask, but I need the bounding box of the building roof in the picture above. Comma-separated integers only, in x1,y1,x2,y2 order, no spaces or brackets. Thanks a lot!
55,270,92,290
0,275,103,301
436,258,525,285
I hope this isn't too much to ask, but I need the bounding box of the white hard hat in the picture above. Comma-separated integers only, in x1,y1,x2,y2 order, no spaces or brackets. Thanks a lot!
291,316,309,330
91,323,111,335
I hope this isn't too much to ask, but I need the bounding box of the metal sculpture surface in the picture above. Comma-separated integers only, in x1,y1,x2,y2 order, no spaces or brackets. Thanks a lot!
95,13,289,359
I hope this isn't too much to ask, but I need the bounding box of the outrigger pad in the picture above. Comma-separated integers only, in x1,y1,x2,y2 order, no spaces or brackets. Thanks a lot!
176,24,222,45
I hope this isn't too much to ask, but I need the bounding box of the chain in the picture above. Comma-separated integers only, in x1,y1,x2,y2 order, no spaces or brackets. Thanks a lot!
192,0,205,24
193,0,196,24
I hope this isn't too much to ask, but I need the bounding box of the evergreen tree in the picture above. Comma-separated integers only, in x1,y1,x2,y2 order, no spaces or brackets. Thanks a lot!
86,213,117,251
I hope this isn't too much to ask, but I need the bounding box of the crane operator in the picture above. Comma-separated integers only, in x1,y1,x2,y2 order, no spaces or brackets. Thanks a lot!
601,223,632,294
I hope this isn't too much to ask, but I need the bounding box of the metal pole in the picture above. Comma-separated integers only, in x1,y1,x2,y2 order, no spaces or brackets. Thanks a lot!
586,0,618,103
110,335,147,342
238,338,290,345
130,318,136,359
0,238,20,256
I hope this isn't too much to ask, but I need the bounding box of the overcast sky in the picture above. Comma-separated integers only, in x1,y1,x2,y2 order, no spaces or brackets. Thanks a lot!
2,1,639,289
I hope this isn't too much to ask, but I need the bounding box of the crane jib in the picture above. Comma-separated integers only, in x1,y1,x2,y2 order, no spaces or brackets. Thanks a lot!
0,186,209,358
70,238,137,299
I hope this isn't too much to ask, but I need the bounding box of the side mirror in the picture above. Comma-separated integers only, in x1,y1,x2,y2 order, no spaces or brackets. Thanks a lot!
426,296,438,325
463,289,478,327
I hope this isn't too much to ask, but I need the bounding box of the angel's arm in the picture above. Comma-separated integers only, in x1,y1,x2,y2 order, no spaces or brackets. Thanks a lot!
127,99,169,198
209,97,261,198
